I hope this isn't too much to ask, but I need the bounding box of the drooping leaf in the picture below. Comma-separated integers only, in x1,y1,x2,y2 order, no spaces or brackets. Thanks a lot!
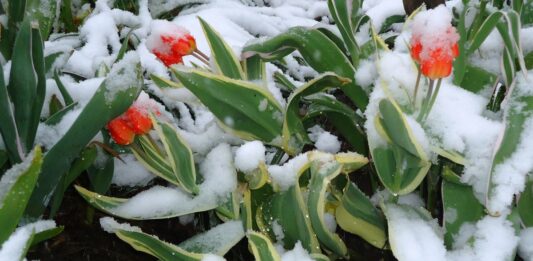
242,27,368,110
283,73,350,155
335,182,387,249
441,167,484,249
173,68,283,145
307,161,347,256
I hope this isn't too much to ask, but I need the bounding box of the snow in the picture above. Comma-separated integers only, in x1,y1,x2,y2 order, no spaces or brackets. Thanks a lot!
280,241,313,261
201,254,226,261
0,149,37,208
385,204,447,261
272,219,285,242
104,51,140,103
268,153,309,191
486,72,533,214
307,125,341,154
0,220,56,261
323,212,337,233
146,20,191,56
234,141,266,173
179,220,244,255
110,143,237,219
355,59,378,91
519,228,533,261
363,0,405,32
411,5,459,61
100,216,142,233
111,154,154,187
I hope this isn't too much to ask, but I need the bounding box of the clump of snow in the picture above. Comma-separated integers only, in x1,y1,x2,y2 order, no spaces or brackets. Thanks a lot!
518,227,533,260
104,51,140,103
355,59,378,91
363,0,405,32
308,125,341,154
385,204,447,261
280,241,313,261
323,212,337,233
447,214,518,260
180,220,244,255
111,143,237,219
100,217,142,233
0,149,37,207
0,220,56,260
201,254,226,261
112,154,154,187
411,5,459,61
272,220,285,242
36,108,82,149
234,141,266,173
268,153,309,191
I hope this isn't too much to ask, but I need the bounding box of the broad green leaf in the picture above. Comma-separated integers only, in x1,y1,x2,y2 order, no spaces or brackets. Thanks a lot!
116,230,205,260
258,157,320,254
242,27,368,110
131,134,175,182
7,19,38,155
283,73,350,155
115,29,133,62
75,185,219,220
458,64,498,93
179,221,245,255
486,76,533,215
372,143,431,195
467,12,504,54
378,99,427,160
307,161,347,256
247,231,282,261
0,147,42,244
155,121,199,194
199,17,244,80
87,154,114,194
334,152,369,174
273,71,297,91
44,102,78,125
518,179,533,227
335,182,387,249
173,68,283,144
0,56,23,163
216,191,240,221
28,25,47,152
441,167,484,249
50,145,97,217
304,94,368,155
327,0,359,65
25,54,143,218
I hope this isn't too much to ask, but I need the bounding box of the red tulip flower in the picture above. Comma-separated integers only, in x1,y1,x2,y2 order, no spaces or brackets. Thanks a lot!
410,38,422,63
420,44,459,80
126,107,153,135
147,21,198,67
107,118,136,145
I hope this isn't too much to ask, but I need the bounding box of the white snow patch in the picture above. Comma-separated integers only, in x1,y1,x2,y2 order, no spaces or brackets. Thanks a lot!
234,141,266,173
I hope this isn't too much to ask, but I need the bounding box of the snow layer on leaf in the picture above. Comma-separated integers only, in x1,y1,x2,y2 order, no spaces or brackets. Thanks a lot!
111,143,237,219
386,204,447,261
100,216,142,233
112,154,154,187
280,241,313,261
308,125,341,154
519,227,533,261
104,51,140,103
487,72,533,213
363,0,406,31
234,141,266,173
268,153,308,191
0,149,37,207
447,214,518,261
0,220,56,260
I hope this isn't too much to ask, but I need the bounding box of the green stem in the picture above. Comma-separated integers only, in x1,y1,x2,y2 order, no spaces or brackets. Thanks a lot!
413,69,421,108
424,78,443,122
417,79,435,122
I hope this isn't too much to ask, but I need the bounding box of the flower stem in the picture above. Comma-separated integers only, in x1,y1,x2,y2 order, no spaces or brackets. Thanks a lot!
195,49,210,61
192,52,210,66
413,69,421,108
423,78,443,122
417,79,434,122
